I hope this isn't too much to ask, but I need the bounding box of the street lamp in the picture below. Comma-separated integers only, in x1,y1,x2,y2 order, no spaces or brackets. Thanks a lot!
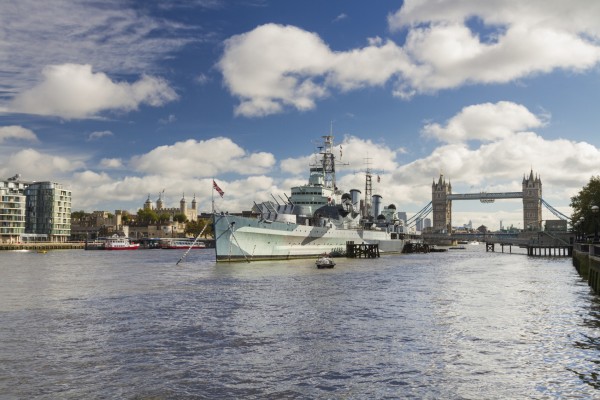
579,216,585,242
592,205,599,243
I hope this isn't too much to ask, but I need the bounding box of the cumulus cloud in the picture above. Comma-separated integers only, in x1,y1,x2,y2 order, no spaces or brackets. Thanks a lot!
0,0,199,99
2,148,85,179
129,137,276,177
99,158,123,169
88,130,114,141
218,1,600,115
218,23,409,117
422,101,544,143
389,0,600,92
0,125,38,143
8,64,178,119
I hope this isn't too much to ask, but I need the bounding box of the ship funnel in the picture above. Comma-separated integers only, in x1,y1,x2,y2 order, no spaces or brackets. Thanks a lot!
350,189,361,212
372,194,383,218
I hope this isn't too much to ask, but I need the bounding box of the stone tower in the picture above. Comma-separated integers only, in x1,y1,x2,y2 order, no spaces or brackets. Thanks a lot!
144,195,153,210
156,192,164,210
432,174,452,233
522,170,542,230
180,193,186,213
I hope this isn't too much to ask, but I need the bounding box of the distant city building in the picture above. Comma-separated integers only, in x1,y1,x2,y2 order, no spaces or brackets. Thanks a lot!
25,181,72,242
397,211,407,225
0,175,27,243
416,217,432,232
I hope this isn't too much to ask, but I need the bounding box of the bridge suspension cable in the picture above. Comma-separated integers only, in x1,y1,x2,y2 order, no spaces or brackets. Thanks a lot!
541,198,569,221
407,201,433,227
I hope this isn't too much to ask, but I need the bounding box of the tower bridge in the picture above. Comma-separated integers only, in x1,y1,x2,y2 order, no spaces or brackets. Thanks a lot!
428,170,560,233
406,169,568,233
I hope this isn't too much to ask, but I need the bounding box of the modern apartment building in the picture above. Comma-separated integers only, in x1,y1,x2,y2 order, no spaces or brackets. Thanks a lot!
25,181,72,242
0,175,27,243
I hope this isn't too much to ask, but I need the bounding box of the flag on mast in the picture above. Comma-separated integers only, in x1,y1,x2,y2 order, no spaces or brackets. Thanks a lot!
213,180,224,198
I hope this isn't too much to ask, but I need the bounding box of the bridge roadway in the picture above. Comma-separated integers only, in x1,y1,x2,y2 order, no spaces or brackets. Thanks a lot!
446,192,523,201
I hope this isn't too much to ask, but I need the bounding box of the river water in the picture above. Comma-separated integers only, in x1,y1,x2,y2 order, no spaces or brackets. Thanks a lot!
0,245,599,399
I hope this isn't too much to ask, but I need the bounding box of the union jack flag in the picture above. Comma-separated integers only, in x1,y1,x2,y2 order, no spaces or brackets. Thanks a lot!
213,180,224,198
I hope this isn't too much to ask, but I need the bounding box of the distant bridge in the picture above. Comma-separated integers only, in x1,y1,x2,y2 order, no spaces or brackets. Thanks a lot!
408,198,568,230
408,171,569,232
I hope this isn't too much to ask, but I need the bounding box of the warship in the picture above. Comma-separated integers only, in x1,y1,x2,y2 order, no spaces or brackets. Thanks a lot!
213,135,419,261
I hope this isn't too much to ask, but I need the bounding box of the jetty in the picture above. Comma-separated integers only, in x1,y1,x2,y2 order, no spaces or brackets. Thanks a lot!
0,242,85,251
346,241,380,258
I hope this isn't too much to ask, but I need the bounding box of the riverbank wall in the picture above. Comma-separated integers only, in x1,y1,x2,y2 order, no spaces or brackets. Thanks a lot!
573,243,600,294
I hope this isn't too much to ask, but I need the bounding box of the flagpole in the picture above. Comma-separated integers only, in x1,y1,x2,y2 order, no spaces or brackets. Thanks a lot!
211,178,215,214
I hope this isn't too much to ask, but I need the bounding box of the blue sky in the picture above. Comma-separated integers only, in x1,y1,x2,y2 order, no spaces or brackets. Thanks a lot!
2,0,600,229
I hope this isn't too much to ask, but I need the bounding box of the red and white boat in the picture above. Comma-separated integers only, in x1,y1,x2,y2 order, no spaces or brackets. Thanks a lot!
103,235,139,250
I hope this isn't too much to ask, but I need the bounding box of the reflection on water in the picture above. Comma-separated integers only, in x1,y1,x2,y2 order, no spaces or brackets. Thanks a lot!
0,246,599,398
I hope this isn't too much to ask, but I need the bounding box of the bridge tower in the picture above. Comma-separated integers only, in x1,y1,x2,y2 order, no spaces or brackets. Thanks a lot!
522,169,542,230
432,174,452,233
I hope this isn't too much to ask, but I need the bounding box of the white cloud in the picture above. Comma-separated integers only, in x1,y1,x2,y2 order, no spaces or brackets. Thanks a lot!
88,130,114,141
0,0,198,98
389,0,600,93
333,13,348,23
0,126,38,143
1,148,85,179
218,2,600,115
218,24,409,117
129,137,276,177
422,101,544,143
159,114,177,124
99,158,123,169
8,64,178,119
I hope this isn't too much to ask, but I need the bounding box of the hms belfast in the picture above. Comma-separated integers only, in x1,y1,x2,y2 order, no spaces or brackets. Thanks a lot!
213,135,419,261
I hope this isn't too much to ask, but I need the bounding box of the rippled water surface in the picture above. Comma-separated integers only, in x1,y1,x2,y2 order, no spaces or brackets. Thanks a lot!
1,246,599,399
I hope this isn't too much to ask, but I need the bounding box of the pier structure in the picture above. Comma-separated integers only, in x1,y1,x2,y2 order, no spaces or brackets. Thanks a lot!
482,230,572,257
345,241,380,258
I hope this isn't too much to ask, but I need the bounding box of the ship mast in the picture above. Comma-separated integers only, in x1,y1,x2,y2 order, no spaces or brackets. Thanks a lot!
321,134,336,191
364,156,373,218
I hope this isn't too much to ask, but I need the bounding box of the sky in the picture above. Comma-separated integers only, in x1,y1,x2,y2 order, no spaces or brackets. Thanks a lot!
2,0,600,230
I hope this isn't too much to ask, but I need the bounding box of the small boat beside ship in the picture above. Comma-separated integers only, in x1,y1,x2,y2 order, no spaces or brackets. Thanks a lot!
315,255,335,269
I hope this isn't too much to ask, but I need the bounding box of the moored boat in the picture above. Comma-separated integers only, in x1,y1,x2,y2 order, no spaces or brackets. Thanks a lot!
103,235,139,250
213,133,420,262
160,238,206,249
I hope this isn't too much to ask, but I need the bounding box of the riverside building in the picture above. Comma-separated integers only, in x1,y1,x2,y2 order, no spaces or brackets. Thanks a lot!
0,174,71,243
0,175,27,243
25,181,72,242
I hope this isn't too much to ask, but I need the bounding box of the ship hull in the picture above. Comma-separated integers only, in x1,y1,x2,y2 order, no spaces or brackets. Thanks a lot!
213,214,411,262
